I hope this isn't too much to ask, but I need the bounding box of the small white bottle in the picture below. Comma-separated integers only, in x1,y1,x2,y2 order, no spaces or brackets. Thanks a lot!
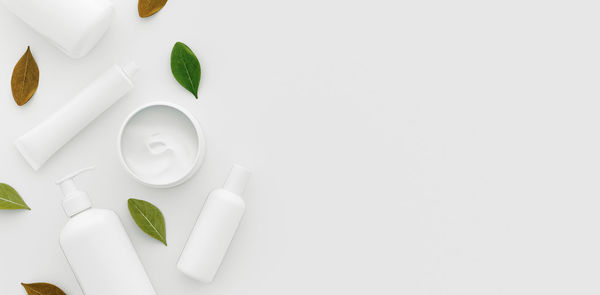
178,164,251,283
0,0,114,58
57,167,157,295
15,61,138,171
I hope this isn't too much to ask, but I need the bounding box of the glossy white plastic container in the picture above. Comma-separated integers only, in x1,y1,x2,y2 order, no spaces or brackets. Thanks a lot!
15,61,138,171
178,164,251,283
0,0,114,58
57,168,157,295
118,102,206,188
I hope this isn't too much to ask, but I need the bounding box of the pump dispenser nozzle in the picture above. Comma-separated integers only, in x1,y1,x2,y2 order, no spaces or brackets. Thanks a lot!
56,167,95,217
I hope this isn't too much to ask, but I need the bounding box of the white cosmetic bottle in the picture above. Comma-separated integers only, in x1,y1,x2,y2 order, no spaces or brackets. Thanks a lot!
57,167,157,295
0,0,114,58
15,61,138,171
178,164,251,283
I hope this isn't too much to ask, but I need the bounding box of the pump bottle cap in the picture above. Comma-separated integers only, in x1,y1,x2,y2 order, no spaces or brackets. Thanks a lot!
223,164,251,196
56,167,95,217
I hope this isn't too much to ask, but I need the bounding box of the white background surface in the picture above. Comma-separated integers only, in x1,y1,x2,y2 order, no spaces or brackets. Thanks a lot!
0,0,599,294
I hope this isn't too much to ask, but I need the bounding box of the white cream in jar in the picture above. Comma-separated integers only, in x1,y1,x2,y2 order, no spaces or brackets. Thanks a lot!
118,102,205,188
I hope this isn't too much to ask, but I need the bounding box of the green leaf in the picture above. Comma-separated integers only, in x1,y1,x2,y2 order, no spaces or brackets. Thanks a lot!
21,282,66,295
128,198,167,246
0,183,30,210
171,42,201,98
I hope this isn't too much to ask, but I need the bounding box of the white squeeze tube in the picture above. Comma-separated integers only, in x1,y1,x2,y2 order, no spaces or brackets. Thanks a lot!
0,0,114,58
14,62,138,171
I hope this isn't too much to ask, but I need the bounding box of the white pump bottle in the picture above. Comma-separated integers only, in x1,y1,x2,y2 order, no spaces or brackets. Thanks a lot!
57,167,157,295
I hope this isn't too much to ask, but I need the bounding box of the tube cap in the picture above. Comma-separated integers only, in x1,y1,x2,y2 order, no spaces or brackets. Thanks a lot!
121,61,139,80
56,167,94,217
223,164,251,196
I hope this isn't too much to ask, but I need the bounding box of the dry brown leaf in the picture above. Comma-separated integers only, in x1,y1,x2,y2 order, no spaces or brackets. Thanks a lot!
11,46,39,106
138,0,168,18
21,282,66,295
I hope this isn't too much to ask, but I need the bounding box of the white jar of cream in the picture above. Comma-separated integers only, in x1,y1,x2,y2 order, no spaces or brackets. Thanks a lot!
118,102,206,188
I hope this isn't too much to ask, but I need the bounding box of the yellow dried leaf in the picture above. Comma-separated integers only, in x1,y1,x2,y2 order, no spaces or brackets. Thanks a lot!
21,282,66,295
139,0,168,18
11,46,39,106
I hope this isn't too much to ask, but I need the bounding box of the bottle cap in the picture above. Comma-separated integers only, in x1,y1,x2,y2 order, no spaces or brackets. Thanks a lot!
223,164,251,196
56,167,94,217
121,61,139,79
